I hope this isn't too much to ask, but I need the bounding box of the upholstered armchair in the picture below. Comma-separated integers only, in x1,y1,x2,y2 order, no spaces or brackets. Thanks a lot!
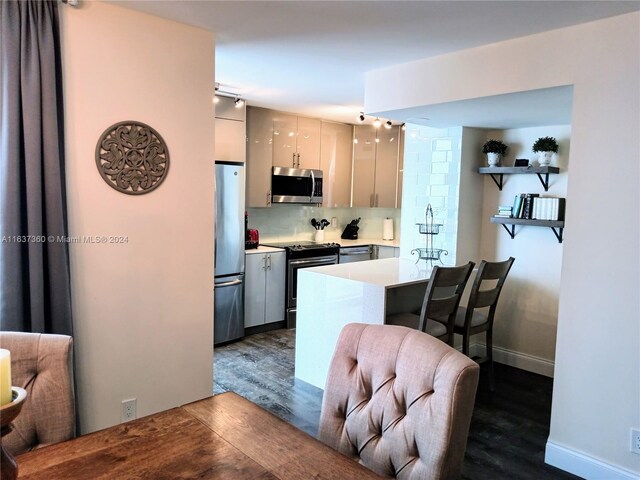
319,323,479,480
0,332,75,455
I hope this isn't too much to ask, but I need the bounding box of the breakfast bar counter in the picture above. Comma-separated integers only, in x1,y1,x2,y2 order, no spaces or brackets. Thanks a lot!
295,258,433,389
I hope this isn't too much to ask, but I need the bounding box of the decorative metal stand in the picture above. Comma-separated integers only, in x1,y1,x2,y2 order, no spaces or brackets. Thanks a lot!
411,204,447,265
1,387,27,480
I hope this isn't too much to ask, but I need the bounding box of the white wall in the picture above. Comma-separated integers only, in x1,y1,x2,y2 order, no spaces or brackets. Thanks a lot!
60,2,215,433
457,128,484,266
365,12,640,476
399,126,462,264
478,126,569,367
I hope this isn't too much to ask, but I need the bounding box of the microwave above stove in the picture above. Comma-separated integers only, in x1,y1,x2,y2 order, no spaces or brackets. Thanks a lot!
271,167,322,204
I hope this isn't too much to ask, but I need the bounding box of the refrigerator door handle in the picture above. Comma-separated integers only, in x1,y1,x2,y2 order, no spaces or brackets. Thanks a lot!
214,279,243,288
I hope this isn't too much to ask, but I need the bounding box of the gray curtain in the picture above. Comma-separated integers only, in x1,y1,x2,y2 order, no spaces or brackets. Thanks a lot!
0,0,73,336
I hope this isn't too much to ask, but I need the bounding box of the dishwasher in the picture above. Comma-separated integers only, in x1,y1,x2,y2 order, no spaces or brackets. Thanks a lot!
339,245,373,263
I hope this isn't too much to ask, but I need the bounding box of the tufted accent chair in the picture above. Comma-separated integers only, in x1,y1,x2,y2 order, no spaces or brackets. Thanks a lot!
319,323,479,480
0,332,75,456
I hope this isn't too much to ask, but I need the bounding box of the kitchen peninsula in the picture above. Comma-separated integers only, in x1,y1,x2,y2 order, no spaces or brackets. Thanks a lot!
295,258,433,389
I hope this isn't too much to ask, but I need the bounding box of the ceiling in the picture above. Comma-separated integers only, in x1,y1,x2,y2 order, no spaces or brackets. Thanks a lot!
117,0,639,126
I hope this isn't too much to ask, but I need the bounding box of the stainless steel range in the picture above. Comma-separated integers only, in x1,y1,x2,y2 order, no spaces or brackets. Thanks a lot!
260,241,340,328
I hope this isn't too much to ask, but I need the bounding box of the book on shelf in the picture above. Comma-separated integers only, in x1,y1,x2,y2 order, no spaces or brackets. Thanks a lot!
522,194,539,219
512,194,524,219
512,193,539,219
531,197,566,221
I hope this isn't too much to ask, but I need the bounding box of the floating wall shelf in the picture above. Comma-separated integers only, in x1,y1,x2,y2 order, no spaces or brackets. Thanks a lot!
490,216,565,243
478,166,560,191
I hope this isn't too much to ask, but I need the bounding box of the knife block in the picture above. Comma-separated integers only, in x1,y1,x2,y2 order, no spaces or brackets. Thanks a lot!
341,225,358,240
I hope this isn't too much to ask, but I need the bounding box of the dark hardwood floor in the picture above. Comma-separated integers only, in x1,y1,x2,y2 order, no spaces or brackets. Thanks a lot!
214,329,580,480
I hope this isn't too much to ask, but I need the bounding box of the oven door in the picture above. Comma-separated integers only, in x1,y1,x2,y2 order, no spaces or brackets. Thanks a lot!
287,255,338,310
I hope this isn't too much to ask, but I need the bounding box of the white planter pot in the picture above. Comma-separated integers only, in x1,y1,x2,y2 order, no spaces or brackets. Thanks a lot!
538,151,553,166
487,152,501,166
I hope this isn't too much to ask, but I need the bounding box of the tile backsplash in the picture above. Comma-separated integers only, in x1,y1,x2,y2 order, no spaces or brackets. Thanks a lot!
246,205,401,243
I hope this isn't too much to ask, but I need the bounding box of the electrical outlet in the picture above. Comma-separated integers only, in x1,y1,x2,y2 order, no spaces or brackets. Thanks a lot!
631,429,640,454
121,398,137,423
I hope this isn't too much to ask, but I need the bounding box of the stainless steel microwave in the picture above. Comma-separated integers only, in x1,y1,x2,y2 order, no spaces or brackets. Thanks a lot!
271,167,323,204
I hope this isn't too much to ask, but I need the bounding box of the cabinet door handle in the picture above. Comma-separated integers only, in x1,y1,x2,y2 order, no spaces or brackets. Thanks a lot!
267,190,271,207
297,153,301,168
267,254,272,270
375,193,379,207
292,152,296,167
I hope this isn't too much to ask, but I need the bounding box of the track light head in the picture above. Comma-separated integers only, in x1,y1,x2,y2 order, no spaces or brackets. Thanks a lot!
385,120,392,129
401,123,406,131
358,112,365,123
234,97,245,108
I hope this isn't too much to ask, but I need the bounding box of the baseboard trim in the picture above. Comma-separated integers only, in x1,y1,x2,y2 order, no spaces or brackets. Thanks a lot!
470,342,555,378
545,441,640,480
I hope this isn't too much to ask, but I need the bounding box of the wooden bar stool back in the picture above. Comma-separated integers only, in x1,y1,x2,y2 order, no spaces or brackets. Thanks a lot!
454,257,515,390
387,262,475,346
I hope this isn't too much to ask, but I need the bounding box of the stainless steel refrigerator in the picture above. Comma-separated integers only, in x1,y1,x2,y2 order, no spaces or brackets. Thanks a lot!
214,162,245,345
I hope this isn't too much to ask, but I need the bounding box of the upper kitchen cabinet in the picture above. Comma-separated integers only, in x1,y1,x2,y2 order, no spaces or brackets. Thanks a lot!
320,121,353,208
215,96,246,163
352,125,403,208
246,106,273,207
375,126,402,208
352,125,377,207
272,113,321,169
215,95,246,121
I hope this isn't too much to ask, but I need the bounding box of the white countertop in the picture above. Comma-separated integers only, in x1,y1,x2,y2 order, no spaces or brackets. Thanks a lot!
305,257,433,288
245,246,285,254
338,237,400,248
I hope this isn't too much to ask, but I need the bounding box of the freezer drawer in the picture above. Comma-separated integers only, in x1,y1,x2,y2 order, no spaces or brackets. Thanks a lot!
214,274,244,345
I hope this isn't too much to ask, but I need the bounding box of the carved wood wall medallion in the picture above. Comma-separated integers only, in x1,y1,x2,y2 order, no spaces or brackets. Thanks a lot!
95,121,170,195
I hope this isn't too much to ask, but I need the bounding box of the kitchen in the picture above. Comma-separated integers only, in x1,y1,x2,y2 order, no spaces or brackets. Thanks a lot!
214,96,403,344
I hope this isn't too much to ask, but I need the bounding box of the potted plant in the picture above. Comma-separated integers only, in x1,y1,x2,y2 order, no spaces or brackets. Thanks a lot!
532,136,559,166
482,139,508,166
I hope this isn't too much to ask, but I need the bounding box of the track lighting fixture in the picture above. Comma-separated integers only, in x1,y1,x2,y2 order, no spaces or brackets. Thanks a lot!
358,112,365,123
385,120,392,129
373,118,381,128
234,97,245,108
401,123,406,131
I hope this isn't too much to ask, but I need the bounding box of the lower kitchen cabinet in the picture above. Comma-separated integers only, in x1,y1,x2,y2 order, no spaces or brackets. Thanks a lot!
245,251,285,328
374,245,400,259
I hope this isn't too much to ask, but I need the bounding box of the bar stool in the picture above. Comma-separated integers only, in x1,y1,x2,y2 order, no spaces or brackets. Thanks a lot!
454,257,515,390
386,262,475,346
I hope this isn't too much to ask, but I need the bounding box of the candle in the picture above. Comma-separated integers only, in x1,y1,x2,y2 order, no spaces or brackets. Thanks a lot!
0,349,11,406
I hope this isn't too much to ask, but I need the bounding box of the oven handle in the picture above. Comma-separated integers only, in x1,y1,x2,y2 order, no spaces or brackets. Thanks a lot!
290,257,337,267
289,257,336,266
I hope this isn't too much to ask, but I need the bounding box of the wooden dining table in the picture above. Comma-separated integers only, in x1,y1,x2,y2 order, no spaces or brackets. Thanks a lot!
16,391,384,479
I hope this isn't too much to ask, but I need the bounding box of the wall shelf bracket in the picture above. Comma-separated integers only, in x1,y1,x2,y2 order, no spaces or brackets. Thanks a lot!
500,223,516,239
536,172,551,191
550,226,564,243
488,173,504,190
